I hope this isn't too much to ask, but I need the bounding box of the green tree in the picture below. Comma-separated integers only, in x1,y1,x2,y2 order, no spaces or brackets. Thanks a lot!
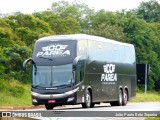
50,0,94,33
134,0,160,22
33,11,81,34
90,10,126,42
51,0,94,21
90,23,126,42
7,13,54,46
0,47,7,75
3,44,32,82
0,18,16,47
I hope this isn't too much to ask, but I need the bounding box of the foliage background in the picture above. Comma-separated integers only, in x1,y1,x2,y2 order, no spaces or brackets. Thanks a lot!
0,0,160,103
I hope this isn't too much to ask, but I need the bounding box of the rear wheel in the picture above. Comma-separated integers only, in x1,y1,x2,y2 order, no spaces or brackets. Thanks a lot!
82,89,92,108
122,89,128,106
118,89,123,106
110,89,123,106
45,104,55,110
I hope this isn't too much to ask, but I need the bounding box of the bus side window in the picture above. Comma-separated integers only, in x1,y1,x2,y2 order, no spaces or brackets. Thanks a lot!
75,65,84,84
119,45,125,63
95,42,104,61
105,43,113,62
77,40,87,59
80,66,85,81
88,41,96,60
89,41,112,62
124,46,135,64
112,45,120,63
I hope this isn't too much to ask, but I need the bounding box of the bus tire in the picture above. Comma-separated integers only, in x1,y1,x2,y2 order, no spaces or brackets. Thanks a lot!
122,89,128,106
110,89,123,106
117,89,123,106
45,104,55,110
82,89,92,108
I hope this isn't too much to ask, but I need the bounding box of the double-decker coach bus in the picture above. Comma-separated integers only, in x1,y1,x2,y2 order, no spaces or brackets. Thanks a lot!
23,34,136,110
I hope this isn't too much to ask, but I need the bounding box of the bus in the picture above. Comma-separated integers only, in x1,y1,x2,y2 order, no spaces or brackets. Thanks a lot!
23,34,137,110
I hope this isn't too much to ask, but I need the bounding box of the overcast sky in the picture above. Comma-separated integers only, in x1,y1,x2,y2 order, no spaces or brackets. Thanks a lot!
0,0,160,14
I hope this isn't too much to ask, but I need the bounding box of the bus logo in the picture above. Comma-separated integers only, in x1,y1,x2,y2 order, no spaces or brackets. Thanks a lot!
36,44,70,57
101,64,117,84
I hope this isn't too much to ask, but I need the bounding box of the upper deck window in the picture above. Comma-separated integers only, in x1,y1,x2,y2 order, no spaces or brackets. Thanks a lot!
32,40,76,66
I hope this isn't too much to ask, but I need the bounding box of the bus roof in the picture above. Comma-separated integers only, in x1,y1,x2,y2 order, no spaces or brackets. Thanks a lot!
37,34,134,47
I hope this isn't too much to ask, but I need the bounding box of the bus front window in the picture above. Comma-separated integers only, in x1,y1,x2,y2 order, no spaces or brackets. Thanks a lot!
32,64,73,87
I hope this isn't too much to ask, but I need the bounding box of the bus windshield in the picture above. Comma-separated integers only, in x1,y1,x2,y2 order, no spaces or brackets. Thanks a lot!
32,64,73,87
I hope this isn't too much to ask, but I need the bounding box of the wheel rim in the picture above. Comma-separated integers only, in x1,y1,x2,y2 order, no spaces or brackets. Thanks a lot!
86,92,91,107
119,90,122,104
123,91,127,104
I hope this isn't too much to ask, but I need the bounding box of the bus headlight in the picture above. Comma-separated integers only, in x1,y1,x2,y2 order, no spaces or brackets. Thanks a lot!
32,99,37,103
67,97,74,102
31,92,38,96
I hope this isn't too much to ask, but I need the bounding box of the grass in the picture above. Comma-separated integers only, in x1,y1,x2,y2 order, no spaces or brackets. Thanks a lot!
0,80,32,106
130,91,160,102
145,117,160,120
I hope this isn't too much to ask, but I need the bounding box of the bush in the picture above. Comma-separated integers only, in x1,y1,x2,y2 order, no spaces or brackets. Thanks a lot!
9,85,25,97
155,80,160,91
0,79,5,91
0,79,25,97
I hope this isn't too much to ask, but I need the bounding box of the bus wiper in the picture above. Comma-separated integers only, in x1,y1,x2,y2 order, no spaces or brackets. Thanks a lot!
58,84,72,87
32,85,41,88
38,56,54,61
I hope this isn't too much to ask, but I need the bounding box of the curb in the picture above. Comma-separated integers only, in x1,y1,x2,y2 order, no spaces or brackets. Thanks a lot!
0,105,44,111
0,103,109,111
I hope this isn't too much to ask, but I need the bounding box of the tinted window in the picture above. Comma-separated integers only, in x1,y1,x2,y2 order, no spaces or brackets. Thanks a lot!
124,46,135,64
77,40,87,59
112,45,120,63
32,64,73,87
119,45,125,63
88,40,135,64
88,40,96,60
32,40,76,66
88,41,114,62
104,43,113,62
96,42,106,61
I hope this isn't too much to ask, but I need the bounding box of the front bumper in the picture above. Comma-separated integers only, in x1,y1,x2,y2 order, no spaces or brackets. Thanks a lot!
32,87,79,105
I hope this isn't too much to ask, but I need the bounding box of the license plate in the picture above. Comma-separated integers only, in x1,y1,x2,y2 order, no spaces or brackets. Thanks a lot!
48,100,56,103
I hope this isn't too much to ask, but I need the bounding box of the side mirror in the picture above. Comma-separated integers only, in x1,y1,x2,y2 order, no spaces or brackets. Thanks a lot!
23,58,36,72
72,56,81,71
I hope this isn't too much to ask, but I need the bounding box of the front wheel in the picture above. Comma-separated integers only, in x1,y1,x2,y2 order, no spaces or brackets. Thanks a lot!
45,104,55,110
82,90,92,108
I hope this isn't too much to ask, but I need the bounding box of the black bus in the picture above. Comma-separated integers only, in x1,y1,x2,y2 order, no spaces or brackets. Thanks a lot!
23,34,136,110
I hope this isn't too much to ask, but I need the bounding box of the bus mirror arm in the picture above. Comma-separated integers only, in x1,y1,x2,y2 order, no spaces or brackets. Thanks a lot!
72,56,81,71
23,58,37,74
72,71,76,82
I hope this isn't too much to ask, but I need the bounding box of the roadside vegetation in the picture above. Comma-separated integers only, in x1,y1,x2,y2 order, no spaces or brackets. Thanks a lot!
145,117,160,120
0,0,160,106
0,80,31,106
130,92,160,102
